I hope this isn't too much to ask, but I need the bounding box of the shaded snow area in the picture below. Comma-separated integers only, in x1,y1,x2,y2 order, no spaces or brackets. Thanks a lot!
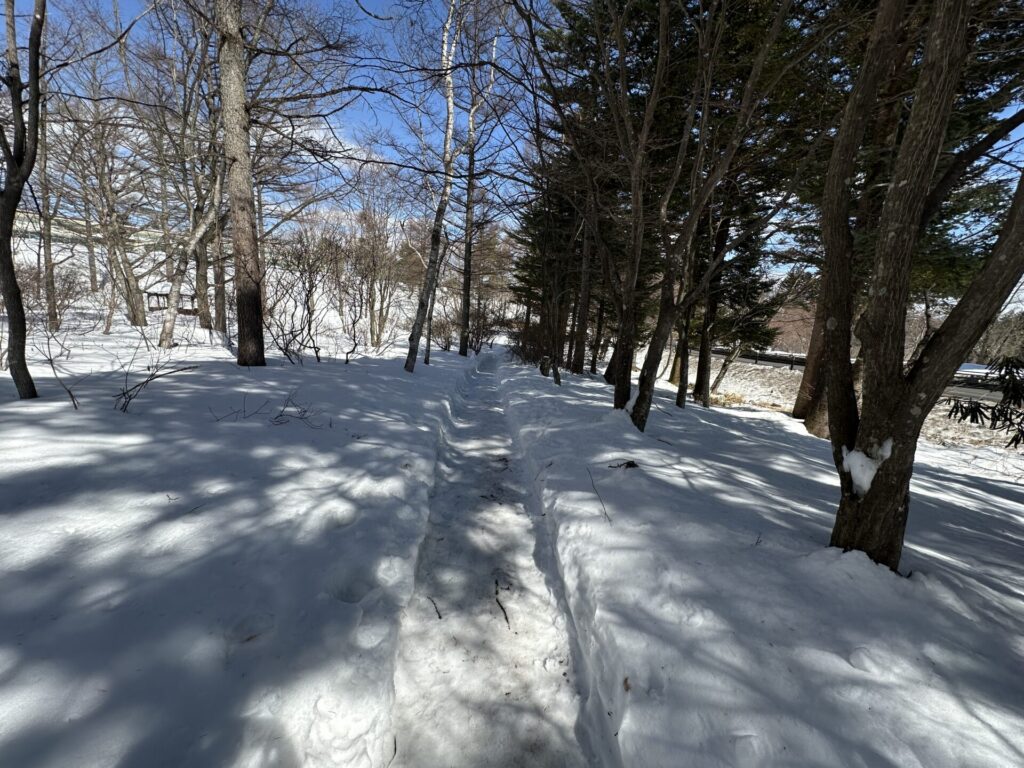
500,365,1024,768
4,316,1024,768
0,313,485,767
391,352,586,767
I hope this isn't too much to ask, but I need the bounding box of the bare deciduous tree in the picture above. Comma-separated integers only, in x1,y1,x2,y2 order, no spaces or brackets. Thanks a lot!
403,0,463,373
215,0,265,366
0,0,45,398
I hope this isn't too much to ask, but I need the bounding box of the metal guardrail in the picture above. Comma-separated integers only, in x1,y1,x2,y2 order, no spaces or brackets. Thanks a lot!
711,347,805,369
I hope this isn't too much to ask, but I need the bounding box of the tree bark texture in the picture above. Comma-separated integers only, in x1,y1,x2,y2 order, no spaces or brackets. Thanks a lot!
405,0,460,373
217,0,265,366
0,0,46,399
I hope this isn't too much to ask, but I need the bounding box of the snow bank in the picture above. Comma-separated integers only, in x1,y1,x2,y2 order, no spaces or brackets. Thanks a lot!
0,311,477,767
500,362,1024,768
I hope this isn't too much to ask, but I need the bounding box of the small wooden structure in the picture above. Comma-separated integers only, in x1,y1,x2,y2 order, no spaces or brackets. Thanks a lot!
146,290,198,316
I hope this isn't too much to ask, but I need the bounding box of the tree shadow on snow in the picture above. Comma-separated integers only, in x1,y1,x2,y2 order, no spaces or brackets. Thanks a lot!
505,368,1024,766
0,351,485,767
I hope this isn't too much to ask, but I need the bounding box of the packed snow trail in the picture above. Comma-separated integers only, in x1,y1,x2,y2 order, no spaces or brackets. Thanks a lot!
390,353,588,768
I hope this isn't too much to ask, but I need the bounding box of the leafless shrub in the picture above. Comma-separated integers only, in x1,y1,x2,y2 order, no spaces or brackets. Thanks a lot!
114,360,198,413
13,263,89,331
209,394,270,422
269,390,331,429
264,231,338,364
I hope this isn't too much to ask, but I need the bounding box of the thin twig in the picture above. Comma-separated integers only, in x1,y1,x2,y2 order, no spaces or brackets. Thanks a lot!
494,580,511,630
586,466,613,524
114,364,198,412
427,596,442,620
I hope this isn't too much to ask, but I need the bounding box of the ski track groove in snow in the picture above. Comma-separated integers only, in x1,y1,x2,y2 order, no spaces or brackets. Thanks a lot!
390,352,588,768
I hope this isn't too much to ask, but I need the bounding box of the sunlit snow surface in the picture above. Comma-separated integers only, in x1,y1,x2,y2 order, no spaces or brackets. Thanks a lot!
3,310,1024,768
500,365,1024,768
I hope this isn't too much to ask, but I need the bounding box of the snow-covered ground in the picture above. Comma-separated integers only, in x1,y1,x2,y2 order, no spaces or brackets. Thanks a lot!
684,356,1019,451
4,311,1024,767
391,352,586,767
0,312,481,767
500,365,1024,768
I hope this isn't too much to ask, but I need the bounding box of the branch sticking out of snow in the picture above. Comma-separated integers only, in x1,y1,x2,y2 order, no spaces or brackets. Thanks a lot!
842,438,893,497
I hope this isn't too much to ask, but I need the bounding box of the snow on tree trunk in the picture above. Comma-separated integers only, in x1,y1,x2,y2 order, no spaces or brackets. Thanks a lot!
818,0,1024,571
830,438,910,571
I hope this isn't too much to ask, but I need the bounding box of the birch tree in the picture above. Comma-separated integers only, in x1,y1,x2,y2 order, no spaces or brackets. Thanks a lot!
403,0,463,373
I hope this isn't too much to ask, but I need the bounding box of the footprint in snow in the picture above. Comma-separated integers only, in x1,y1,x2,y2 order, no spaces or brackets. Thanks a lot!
848,646,882,674
731,733,764,766
325,567,379,604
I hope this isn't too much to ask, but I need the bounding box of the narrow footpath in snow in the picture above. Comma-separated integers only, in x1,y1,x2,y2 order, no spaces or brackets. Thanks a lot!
390,353,588,768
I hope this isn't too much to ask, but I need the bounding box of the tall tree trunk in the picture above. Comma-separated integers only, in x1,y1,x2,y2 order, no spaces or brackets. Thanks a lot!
604,339,620,385
793,296,826,419
102,279,117,334
571,223,592,374
213,218,227,334
633,217,730,430
158,198,220,349
195,241,212,330
0,210,37,398
458,136,475,357
117,246,147,327
611,309,636,406
83,200,99,293
675,308,692,407
40,204,56,331
158,176,174,282
590,293,604,375
799,42,906,425
472,290,482,351
405,0,460,373
565,288,578,368
803,383,829,438
158,254,189,349
830,431,917,571
38,77,57,332
0,0,46,399
693,286,718,408
98,177,146,327
631,263,676,429
669,332,683,386
217,0,265,366
820,0,987,571
424,279,437,365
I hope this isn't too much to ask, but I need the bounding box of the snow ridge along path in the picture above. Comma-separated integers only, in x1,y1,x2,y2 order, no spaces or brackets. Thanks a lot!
390,352,588,768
